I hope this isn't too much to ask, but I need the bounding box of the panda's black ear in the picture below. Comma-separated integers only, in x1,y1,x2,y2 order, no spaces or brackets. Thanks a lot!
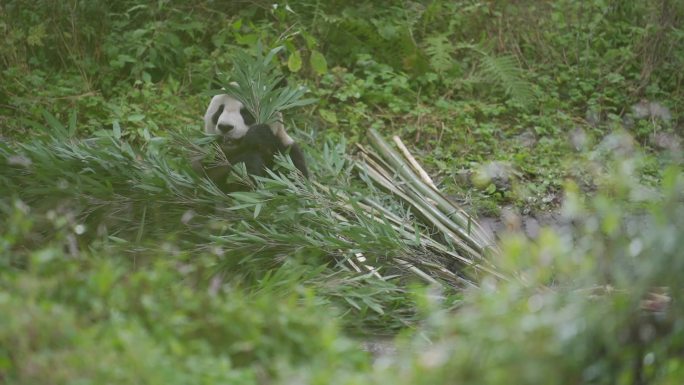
211,104,225,126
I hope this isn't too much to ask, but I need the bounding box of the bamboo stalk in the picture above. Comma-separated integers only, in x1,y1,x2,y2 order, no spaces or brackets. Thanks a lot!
357,130,507,278
356,157,482,265
315,181,458,285
369,131,468,215
319,153,506,283
367,129,491,253
358,196,481,274
359,142,485,257
395,258,440,285
391,135,497,253
392,135,438,190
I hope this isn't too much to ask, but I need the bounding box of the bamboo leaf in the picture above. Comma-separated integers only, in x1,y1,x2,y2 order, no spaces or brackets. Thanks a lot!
218,45,317,125
113,121,122,139
41,109,67,137
68,109,78,136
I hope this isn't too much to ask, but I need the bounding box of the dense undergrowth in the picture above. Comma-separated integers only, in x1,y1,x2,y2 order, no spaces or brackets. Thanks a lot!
1,0,683,383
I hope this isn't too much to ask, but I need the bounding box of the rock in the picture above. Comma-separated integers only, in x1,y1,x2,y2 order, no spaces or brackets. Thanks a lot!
501,206,522,232
585,109,601,127
632,100,672,123
523,216,540,239
362,338,397,364
477,210,569,240
649,132,682,152
472,161,517,191
515,131,537,148
570,127,587,151
596,131,636,157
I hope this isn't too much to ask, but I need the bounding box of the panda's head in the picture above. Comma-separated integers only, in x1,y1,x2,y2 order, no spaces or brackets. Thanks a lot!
203,94,256,141
204,93,295,146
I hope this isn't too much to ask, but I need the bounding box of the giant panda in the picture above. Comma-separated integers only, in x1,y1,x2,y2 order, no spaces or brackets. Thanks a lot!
200,93,309,191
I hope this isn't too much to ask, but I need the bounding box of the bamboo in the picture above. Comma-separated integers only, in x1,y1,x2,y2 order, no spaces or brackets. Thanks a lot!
359,141,485,257
357,130,507,279
391,135,498,253
315,181,455,285
356,157,482,265
392,135,438,190
370,131,466,215
367,129,491,253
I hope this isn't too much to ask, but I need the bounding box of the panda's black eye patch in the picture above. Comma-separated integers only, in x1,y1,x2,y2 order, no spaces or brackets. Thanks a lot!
240,107,256,126
211,104,225,126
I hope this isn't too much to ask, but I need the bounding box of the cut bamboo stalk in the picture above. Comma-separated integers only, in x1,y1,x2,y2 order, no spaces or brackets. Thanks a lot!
358,130,507,277
360,143,485,257
356,158,482,265
319,154,506,284
370,131,472,218
392,135,438,190
316,181,458,284
391,135,497,252
395,258,440,285
367,129,491,252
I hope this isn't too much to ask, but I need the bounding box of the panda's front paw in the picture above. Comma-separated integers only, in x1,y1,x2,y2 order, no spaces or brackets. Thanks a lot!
219,136,243,149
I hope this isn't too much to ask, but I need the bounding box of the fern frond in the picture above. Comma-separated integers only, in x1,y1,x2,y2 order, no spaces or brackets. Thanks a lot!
424,34,454,73
454,43,536,107
478,53,535,107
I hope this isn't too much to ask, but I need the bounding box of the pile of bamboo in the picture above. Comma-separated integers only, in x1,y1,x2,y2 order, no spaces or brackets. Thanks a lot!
350,129,505,287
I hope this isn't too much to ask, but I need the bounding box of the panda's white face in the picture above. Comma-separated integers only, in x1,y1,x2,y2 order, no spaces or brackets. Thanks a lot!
203,93,296,146
203,94,255,141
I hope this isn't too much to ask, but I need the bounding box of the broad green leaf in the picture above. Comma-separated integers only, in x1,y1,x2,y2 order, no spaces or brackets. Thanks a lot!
310,50,327,75
288,51,302,72
319,109,337,124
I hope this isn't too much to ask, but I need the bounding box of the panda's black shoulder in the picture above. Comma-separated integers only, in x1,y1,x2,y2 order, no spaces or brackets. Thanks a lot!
245,124,309,178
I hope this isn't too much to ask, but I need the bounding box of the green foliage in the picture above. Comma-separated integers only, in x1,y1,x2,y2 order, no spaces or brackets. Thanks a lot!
0,234,365,383
3,98,683,384
309,50,328,75
1,0,684,383
0,290,256,384
0,125,433,333
475,50,536,108
221,46,317,125
424,34,454,74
